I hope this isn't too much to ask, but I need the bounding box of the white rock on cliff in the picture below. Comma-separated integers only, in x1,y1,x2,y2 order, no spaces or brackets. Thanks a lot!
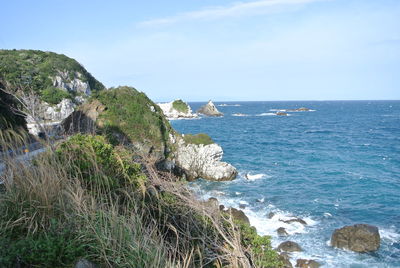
52,71,91,95
158,100,198,119
44,98,76,121
175,141,237,181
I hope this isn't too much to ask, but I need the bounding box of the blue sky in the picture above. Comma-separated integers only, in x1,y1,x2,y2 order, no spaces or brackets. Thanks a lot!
1,0,399,101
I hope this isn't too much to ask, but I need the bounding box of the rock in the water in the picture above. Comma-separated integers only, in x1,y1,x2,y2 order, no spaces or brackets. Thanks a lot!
331,224,380,252
276,112,288,116
175,140,237,181
75,259,97,268
204,197,219,210
295,259,320,268
279,253,293,268
197,100,223,117
277,241,303,252
281,218,307,225
157,99,198,119
267,212,276,219
227,208,250,224
277,227,289,236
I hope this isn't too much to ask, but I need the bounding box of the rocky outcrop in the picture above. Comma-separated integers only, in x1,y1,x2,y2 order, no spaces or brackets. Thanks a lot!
280,253,293,268
331,224,380,252
276,112,288,116
295,259,320,268
228,208,250,224
53,71,91,95
174,140,237,181
158,100,198,119
280,218,307,225
277,227,289,236
197,100,223,117
61,100,106,135
277,241,303,252
44,98,76,121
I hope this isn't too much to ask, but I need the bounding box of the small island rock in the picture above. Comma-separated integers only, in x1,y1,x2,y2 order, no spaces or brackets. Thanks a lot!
296,259,320,268
331,224,380,253
277,227,289,236
197,100,223,117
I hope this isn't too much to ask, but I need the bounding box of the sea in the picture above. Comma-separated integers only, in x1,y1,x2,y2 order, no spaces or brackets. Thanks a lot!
170,101,400,268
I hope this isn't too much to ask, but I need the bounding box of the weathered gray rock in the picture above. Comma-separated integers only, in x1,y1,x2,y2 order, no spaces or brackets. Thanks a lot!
175,140,237,181
44,98,76,121
277,227,289,236
277,241,303,252
204,197,220,210
331,224,380,253
197,100,223,117
295,259,320,268
53,71,91,95
267,212,276,219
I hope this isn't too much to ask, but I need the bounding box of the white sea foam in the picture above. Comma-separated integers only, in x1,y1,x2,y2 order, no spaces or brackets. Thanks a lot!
256,113,276,116
245,173,268,180
380,228,400,244
218,104,241,107
232,113,249,117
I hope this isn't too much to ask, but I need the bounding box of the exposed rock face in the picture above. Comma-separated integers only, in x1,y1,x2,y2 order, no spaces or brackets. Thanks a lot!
61,100,106,135
331,224,380,252
53,71,91,95
280,218,307,225
44,98,76,121
197,100,223,117
296,259,320,268
175,140,237,181
277,241,303,252
158,100,198,119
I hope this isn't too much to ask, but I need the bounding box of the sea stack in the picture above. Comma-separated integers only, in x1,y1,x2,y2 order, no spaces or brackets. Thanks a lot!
197,100,223,117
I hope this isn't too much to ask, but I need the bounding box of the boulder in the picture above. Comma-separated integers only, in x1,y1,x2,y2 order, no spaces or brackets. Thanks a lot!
277,227,289,236
197,100,223,117
277,241,302,252
331,224,380,252
267,212,275,219
175,141,237,181
295,259,320,268
227,208,250,224
204,197,220,210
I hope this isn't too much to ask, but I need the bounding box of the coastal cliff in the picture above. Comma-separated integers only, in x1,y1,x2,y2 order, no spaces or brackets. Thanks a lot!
157,99,198,119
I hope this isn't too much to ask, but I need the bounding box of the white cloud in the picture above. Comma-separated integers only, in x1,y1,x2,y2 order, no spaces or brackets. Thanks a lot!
138,0,327,27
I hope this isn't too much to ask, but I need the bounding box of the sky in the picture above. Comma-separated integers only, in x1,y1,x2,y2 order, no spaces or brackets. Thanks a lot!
1,0,400,101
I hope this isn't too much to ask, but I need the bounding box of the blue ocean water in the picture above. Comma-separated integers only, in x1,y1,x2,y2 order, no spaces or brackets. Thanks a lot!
171,101,400,268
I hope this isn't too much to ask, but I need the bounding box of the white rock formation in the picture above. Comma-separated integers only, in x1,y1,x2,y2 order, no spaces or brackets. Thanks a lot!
158,100,198,119
52,71,91,95
175,140,237,181
44,98,76,121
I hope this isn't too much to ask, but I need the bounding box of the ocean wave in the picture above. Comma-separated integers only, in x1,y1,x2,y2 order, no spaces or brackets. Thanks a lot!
218,104,241,107
232,113,249,117
256,113,276,116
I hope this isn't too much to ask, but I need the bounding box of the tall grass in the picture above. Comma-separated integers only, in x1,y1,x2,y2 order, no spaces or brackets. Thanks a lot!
0,130,282,267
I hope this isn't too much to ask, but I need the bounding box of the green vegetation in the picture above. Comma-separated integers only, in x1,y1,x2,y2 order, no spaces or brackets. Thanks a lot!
183,133,214,145
0,49,105,100
94,86,175,157
0,132,282,267
41,86,71,104
172,99,189,113
0,83,26,130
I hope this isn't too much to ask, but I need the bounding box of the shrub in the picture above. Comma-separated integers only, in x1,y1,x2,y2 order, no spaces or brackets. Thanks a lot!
56,134,147,192
41,86,70,104
172,99,189,113
183,133,214,145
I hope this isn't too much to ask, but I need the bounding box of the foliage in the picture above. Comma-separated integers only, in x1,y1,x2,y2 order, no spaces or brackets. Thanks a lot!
56,134,147,191
0,49,105,100
183,133,214,145
172,99,189,113
41,86,70,104
94,86,174,156
0,83,26,130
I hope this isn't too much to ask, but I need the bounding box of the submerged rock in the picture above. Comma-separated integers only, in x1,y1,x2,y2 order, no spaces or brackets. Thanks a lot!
175,140,237,181
331,224,380,252
295,259,320,268
267,212,276,219
281,218,307,225
197,100,223,117
277,241,303,252
277,227,289,236
276,112,288,116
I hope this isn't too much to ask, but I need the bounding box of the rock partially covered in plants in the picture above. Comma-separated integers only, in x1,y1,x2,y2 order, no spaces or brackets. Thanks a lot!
331,224,380,252
157,99,198,119
197,100,223,117
228,208,250,224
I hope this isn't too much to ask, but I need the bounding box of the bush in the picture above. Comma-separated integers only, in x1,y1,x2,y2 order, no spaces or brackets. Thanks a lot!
41,86,70,104
183,133,214,145
56,134,147,192
172,99,189,113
